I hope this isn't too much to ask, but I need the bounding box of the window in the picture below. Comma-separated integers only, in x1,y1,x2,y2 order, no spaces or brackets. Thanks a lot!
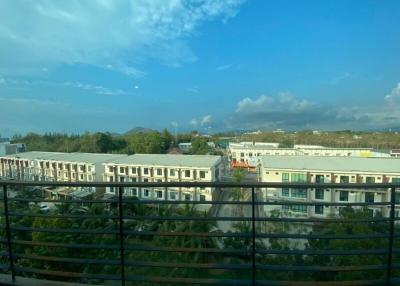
339,176,349,183
143,168,149,175
170,169,176,176
79,174,84,180
339,191,348,201
282,173,289,182
249,153,253,157
157,168,162,176
282,188,289,197
131,177,137,182
291,173,307,182
156,190,163,198
143,178,149,182
240,153,244,157
144,189,150,197
184,193,191,201
291,189,307,198
366,177,375,183
119,167,125,174
315,205,324,215
131,167,136,174
108,166,114,172
170,192,176,200
283,205,307,213
199,171,206,179
315,189,324,200
132,188,137,196
315,175,324,183
199,194,206,201
185,170,190,178
365,192,374,203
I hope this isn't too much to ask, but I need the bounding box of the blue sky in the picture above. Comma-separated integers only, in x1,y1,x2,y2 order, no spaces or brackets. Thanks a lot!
1,0,400,136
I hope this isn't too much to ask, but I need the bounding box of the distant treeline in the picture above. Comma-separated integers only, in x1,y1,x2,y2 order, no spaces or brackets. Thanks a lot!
11,130,221,155
10,130,400,155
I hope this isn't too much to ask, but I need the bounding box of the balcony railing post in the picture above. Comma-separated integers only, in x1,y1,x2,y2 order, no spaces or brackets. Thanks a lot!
251,187,256,286
118,187,125,286
386,187,396,285
2,184,15,282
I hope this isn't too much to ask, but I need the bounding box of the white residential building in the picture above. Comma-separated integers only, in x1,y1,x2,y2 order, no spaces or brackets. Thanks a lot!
228,142,391,170
178,142,216,153
0,139,26,156
103,154,222,201
391,149,400,158
0,151,127,183
257,156,400,219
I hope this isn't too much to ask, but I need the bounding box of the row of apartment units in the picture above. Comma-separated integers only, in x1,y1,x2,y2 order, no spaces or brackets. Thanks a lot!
0,152,222,201
229,142,392,170
102,154,221,201
257,156,400,218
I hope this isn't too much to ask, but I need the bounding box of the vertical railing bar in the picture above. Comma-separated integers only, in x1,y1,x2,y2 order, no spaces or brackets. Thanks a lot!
118,187,125,286
386,187,396,285
2,184,15,282
251,187,256,286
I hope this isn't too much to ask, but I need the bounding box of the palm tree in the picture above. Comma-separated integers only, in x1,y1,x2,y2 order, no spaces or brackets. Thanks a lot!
230,168,247,216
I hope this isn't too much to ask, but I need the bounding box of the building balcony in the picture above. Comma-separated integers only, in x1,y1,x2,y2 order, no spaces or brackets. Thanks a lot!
0,180,399,285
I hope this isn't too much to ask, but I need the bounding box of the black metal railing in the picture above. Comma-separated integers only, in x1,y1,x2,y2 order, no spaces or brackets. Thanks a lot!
0,180,399,285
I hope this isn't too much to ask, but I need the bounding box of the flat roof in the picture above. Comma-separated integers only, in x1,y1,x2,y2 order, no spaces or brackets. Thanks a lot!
3,151,65,160
3,152,127,164
107,154,221,168
259,155,400,174
229,145,373,151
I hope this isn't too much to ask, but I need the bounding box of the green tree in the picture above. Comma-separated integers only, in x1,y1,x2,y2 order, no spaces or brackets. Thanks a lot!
190,137,211,155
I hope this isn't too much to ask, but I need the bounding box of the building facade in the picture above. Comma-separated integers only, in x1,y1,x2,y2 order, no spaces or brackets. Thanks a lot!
229,142,391,171
0,151,127,183
257,156,400,218
103,154,222,201
391,149,400,158
0,139,26,156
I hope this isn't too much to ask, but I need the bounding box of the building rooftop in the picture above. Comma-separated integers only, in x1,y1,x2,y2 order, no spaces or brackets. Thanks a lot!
3,151,65,160
107,154,221,168
4,151,127,164
259,155,400,174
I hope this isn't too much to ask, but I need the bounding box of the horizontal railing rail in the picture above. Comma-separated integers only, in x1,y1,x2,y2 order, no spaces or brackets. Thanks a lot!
0,179,399,188
0,180,399,286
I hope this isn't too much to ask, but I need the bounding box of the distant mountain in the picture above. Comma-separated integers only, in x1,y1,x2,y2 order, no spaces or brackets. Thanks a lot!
124,127,156,135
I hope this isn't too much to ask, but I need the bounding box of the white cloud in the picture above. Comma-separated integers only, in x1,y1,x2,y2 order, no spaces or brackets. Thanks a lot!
0,78,128,96
326,72,352,85
0,0,245,77
201,115,212,126
216,64,233,71
232,91,400,131
62,81,127,96
186,87,200,94
385,82,400,104
190,119,198,126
